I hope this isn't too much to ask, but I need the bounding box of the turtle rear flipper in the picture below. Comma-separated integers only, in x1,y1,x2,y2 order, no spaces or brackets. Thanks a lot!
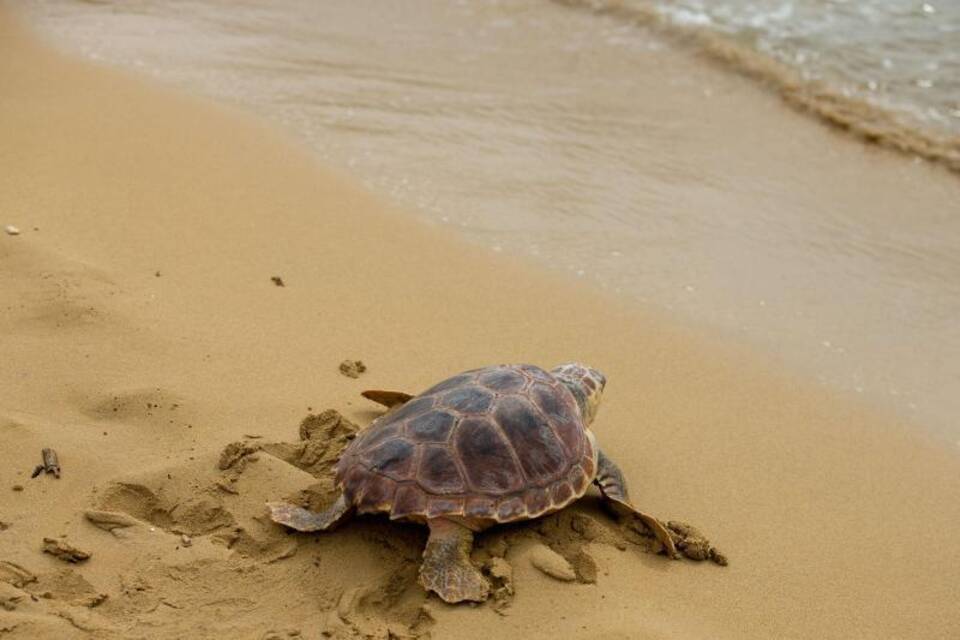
267,494,352,532
361,389,414,408
595,450,679,558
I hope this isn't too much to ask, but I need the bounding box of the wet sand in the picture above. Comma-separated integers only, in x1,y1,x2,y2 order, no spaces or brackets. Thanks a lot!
2,8,960,640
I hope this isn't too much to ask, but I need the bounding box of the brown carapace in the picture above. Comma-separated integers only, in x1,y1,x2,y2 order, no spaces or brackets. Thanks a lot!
343,364,596,525
268,363,679,604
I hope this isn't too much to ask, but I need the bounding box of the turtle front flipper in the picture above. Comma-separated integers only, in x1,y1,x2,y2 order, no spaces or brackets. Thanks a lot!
361,390,415,408
595,450,679,558
267,494,353,532
419,519,489,603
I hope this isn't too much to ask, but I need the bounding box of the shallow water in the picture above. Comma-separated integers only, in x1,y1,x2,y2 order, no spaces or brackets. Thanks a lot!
21,0,960,440
651,0,960,134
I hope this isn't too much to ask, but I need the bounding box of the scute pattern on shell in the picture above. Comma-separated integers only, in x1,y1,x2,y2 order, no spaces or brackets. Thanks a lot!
336,364,597,524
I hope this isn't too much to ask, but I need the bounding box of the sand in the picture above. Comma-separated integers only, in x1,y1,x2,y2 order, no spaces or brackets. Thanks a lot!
1,9,960,640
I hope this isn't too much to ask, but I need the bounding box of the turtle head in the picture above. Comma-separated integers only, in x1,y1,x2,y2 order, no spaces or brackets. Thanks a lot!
551,363,607,425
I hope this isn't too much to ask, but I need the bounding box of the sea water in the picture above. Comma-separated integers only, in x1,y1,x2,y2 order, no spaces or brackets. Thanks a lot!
650,0,960,134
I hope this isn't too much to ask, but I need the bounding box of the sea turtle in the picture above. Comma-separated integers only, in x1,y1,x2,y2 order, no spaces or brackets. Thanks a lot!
267,363,679,603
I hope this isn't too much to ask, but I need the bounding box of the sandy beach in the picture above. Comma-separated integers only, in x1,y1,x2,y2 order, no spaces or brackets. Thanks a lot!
2,6,960,640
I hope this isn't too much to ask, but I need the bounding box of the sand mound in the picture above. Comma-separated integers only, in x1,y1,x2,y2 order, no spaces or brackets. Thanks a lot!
0,411,437,638
0,241,121,335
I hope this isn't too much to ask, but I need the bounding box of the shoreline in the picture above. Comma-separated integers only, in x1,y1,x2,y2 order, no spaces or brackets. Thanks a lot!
555,0,960,175
2,9,960,640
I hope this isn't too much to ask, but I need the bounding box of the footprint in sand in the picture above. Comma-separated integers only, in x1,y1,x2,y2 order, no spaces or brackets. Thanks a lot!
81,388,189,425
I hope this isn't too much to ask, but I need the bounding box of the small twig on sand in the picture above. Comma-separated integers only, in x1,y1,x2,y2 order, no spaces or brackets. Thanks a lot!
31,448,61,479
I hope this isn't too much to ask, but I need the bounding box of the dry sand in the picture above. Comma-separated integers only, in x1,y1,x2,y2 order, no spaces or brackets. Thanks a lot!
1,9,959,640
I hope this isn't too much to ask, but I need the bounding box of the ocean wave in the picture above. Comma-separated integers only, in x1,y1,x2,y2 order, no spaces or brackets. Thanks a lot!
553,0,960,174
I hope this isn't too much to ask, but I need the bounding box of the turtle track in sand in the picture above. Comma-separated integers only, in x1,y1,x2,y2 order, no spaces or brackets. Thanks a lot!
1,408,722,639
246,410,724,620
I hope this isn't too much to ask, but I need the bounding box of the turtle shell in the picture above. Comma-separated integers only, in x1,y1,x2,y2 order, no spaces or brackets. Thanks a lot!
336,364,597,526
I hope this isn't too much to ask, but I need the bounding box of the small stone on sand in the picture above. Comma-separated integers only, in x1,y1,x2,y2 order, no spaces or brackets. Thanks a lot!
83,593,109,608
667,520,728,566
3,225,20,236
338,359,367,378
42,537,91,563
528,543,576,581
298,408,359,442
218,440,260,470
